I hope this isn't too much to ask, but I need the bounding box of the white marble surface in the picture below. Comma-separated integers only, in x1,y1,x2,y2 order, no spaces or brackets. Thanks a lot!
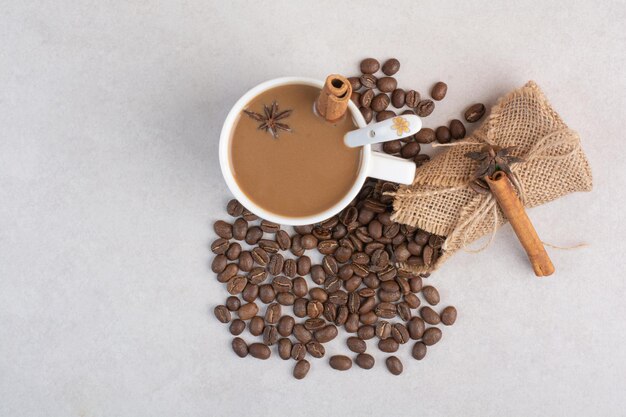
1,1,625,416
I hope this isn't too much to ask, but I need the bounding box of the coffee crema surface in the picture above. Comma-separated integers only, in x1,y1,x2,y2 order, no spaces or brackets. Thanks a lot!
230,84,361,218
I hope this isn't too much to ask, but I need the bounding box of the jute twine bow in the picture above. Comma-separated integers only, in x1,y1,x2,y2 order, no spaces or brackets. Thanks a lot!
401,128,583,253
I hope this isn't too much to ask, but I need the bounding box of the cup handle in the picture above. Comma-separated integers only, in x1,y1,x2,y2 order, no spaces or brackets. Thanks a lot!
367,152,416,185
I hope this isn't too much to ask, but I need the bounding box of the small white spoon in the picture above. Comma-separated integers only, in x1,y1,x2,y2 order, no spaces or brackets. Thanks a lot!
344,114,422,148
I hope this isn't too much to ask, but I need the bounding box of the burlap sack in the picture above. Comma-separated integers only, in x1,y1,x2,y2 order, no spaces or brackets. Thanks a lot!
391,81,593,273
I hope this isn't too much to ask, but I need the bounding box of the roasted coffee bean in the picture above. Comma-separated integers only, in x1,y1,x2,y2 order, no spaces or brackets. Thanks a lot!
293,324,313,344
312,226,331,241
383,139,402,154
379,290,401,302
449,119,466,139
272,276,292,293
371,93,391,112
360,88,375,108
359,311,378,325
465,103,486,122
276,230,291,250
381,58,400,76
323,302,337,322
229,319,245,335
422,327,442,346
324,276,342,293
309,288,328,303
377,265,397,282
344,276,362,293
376,320,391,339
307,300,324,318
429,234,445,248
304,318,326,331
375,302,396,319
291,343,306,360
294,256,310,276
435,126,451,144
363,273,380,289
290,235,305,256
305,341,325,358
383,223,400,239
345,337,366,354
441,306,457,325
390,88,406,108
365,220,381,240
310,265,326,285
278,338,292,360
245,226,263,245
278,315,295,336
360,74,377,89
407,317,426,340
241,209,258,222
226,199,244,217
265,302,281,324
232,218,248,241
317,240,338,256
329,355,352,371
294,225,313,235
259,220,279,234
380,280,400,292
259,239,280,254
358,296,376,314
339,206,358,226
355,353,375,369
397,302,412,321
412,342,427,360
226,243,242,261
386,356,403,375
211,238,229,255
377,77,397,93
334,247,353,265
329,290,348,305
392,323,410,344
421,306,441,325
360,107,373,123
414,154,430,166
263,325,279,346
413,229,429,245
225,296,241,311
376,110,395,121
314,324,338,343
416,99,435,117
214,305,231,323
348,76,362,91
344,312,359,332
293,298,308,318
251,247,269,267
321,216,340,229
241,283,258,302
322,255,338,275
335,305,349,326
391,245,409,263
300,234,317,250
415,127,436,144
360,58,380,74
378,338,399,353
333,224,347,239
267,253,284,275
422,286,440,305
338,264,354,280
217,264,238,283
276,292,295,305
238,251,253,272
291,276,307,298
249,343,271,359
293,359,310,380
211,254,228,273
258,283,275,303
406,242,422,257
357,324,375,341
352,252,370,265
431,81,448,101
283,259,297,278
232,337,248,358
238,302,258,320
401,141,420,158
248,315,265,336
214,220,233,239
348,292,361,314
358,208,376,224
405,90,421,108
422,245,434,266
404,293,421,309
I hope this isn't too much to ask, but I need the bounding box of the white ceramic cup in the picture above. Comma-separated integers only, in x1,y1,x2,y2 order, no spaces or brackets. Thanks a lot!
219,77,417,226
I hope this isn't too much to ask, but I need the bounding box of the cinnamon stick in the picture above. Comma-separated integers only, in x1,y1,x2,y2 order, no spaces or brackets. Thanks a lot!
316,74,352,122
485,171,555,277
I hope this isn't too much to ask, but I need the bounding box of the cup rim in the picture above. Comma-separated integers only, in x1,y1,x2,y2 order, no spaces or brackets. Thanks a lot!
218,76,369,225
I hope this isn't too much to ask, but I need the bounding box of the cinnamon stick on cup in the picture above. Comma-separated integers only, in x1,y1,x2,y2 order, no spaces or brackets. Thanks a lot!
485,171,555,277
316,74,352,122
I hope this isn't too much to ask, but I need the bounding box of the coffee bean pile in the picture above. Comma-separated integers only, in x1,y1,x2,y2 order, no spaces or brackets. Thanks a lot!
349,57,485,166
211,179,457,378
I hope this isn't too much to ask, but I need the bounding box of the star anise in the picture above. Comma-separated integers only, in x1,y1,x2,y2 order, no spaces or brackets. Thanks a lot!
466,144,523,194
243,101,292,138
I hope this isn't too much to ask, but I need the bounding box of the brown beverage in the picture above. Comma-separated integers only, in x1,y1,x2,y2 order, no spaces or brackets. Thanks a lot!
230,84,361,218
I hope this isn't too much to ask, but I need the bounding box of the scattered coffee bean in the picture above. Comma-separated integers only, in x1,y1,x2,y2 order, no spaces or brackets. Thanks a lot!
248,316,264,336
314,324,338,343
306,341,325,358
360,107,373,123
355,353,375,369
276,230,291,250
431,81,448,101
212,254,228,273
422,286,440,305
214,220,233,239
293,298,307,317
348,76,362,91
225,296,241,311
245,226,263,245
416,99,435,117
420,306,441,325
407,317,426,340
392,323,410,344
378,338,399,353
292,276,308,297
391,89,405,108
227,275,247,295
214,305,231,323
381,58,400,76
278,338,292,360
211,238,229,255
291,343,306,360
293,359,310,380
449,119,466,139
371,93,391,112
441,306,457,325
297,256,311,276
241,209,258,222
465,103,486,123
412,342,427,360
226,199,244,217
249,343,271,359
238,251,253,272
232,218,248,240
357,325,375,340
360,89,374,108
237,302,258,320
405,90,421,108
263,325,279,346
386,356,403,375
377,77,397,93
401,141,420,159
229,319,245,335
376,110,396,122
347,336,367,353
422,327,442,346
360,74,377,89
360,58,380,74
232,337,248,357
258,283,275,303
277,315,295,336
329,355,352,371
415,128,436,144
435,126,451,144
